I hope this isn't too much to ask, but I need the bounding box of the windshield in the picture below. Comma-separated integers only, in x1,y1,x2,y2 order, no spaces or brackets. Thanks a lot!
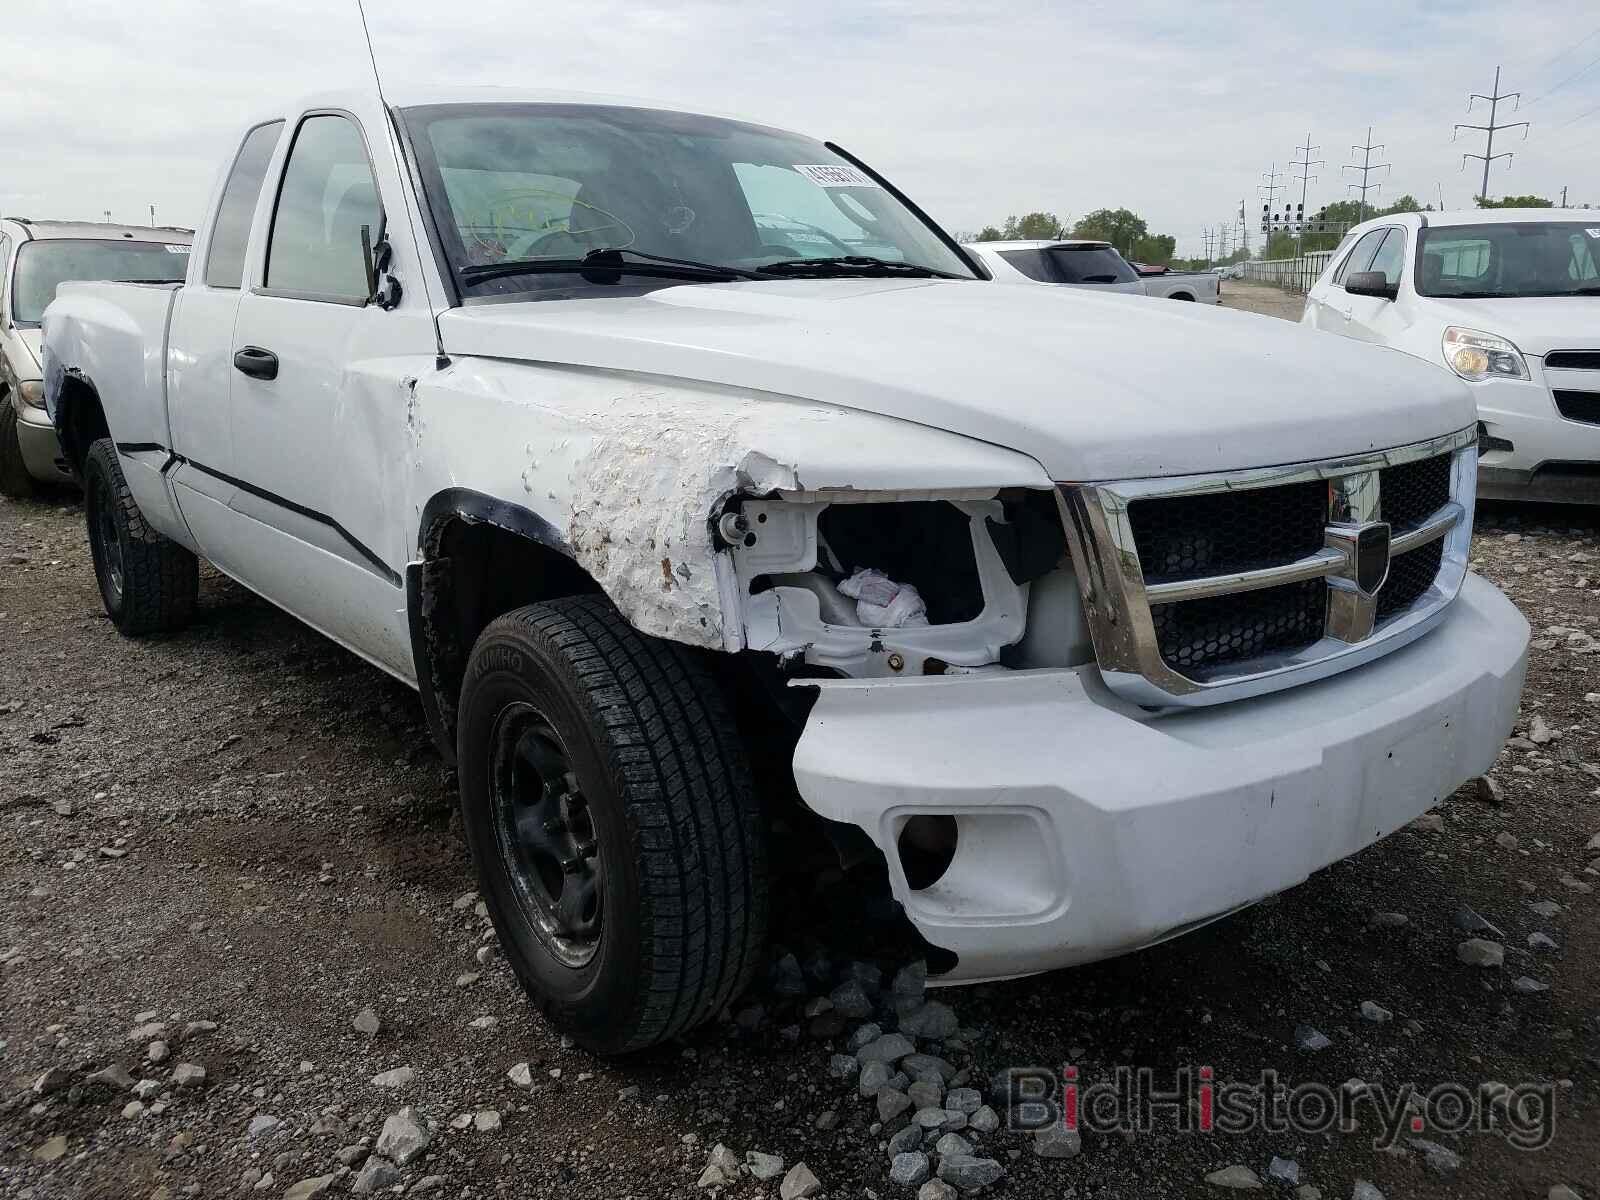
12,239,190,324
1417,222,1600,299
400,103,975,296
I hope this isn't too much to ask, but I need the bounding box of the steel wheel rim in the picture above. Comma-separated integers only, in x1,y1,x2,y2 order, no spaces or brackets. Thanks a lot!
488,702,602,969
91,473,124,605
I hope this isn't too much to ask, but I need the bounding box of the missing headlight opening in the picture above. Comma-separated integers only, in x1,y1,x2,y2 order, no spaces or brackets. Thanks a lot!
731,489,1079,679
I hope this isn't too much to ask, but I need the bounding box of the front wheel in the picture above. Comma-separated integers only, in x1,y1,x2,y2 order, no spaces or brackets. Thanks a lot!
457,595,768,1054
83,438,198,635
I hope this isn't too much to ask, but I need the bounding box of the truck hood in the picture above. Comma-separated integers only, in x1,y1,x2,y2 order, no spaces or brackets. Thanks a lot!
440,278,1474,481
1415,296,1600,360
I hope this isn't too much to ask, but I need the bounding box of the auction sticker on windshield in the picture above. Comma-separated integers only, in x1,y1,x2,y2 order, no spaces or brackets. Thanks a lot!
795,164,879,189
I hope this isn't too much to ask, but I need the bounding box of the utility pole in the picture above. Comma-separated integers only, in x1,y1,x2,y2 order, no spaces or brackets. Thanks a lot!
149,204,157,227
1454,66,1529,202
1258,163,1284,251
1290,133,1323,255
1238,198,1249,259
1342,127,1391,224
1561,185,1569,207
103,210,112,224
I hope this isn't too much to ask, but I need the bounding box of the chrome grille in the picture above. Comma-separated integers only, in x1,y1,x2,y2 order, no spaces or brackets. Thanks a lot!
1129,480,1326,583
1061,428,1477,707
1380,454,1452,533
1376,539,1443,621
1151,578,1327,675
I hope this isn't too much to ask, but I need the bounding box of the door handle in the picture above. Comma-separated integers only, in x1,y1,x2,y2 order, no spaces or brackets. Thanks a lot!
233,346,279,381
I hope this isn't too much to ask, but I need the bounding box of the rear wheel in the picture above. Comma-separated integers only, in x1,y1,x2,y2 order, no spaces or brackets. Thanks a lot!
457,595,767,1054
83,438,198,635
0,400,35,499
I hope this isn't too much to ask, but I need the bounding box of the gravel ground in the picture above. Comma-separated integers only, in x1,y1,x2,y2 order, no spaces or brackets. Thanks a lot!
1220,279,1309,322
2,353,1597,1199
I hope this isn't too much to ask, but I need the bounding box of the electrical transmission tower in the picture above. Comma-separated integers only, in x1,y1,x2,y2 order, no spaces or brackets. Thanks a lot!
1289,133,1323,252
1343,128,1391,223
1257,163,1285,251
1454,66,1528,202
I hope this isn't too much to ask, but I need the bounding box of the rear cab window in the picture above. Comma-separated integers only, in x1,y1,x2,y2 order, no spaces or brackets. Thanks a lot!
205,121,285,290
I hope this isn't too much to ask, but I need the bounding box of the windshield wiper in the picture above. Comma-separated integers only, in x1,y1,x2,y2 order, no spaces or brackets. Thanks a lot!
1572,286,1600,295
460,247,761,286
755,255,961,279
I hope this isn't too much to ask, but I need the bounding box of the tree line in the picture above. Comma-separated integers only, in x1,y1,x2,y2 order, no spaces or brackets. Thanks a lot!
965,192,1567,268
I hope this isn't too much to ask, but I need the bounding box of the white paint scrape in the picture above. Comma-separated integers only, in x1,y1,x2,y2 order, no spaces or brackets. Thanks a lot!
566,403,801,649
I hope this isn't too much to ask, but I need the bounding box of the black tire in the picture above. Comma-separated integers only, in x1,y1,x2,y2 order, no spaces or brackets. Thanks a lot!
458,595,768,1054
0,399,36,499
83,438,198,635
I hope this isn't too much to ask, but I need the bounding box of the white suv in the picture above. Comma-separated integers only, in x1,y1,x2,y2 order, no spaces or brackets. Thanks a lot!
1303,208,1600,504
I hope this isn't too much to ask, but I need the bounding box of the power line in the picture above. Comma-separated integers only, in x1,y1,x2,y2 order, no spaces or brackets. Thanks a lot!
1342,127,1390,224
1553,97,1600,131
1453,65,1529,201
1525,48,1600,105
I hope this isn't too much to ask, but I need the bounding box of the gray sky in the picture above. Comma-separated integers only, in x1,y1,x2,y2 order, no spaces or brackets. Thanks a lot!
7,0,1600,255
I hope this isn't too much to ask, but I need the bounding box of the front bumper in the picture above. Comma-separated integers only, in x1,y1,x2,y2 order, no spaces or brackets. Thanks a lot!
14,399,73,484
1475,373,1600,504
791,573,1527,984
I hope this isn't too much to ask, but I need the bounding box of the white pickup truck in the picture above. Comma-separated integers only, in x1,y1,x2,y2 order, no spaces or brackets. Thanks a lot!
43,87,1528,1054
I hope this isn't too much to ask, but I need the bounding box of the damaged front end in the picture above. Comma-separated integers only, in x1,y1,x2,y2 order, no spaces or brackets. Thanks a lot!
715,481,1102,977
724,486,1084,679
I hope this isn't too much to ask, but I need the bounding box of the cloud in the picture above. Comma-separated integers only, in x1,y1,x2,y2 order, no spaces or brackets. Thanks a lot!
6,0,1598,252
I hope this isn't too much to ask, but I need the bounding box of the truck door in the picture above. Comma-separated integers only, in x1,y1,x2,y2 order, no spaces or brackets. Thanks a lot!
1342,227,1408,345
222,111,414,675
1305,227,1386,334
165,120,284,545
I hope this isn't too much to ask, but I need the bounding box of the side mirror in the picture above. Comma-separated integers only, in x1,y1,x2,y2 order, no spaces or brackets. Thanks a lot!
1345,271,1397,301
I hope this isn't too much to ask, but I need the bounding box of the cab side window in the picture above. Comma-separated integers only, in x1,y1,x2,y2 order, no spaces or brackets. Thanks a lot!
264,115,382,303
1367,228,1406,287
0,234,12,323
1334,229,1388,286
205,121,285,289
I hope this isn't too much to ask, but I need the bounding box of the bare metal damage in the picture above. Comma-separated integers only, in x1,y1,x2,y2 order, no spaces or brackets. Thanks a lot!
729,492,1030,677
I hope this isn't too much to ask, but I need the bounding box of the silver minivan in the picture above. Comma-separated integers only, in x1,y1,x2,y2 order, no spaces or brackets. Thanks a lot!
1,219,191,495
